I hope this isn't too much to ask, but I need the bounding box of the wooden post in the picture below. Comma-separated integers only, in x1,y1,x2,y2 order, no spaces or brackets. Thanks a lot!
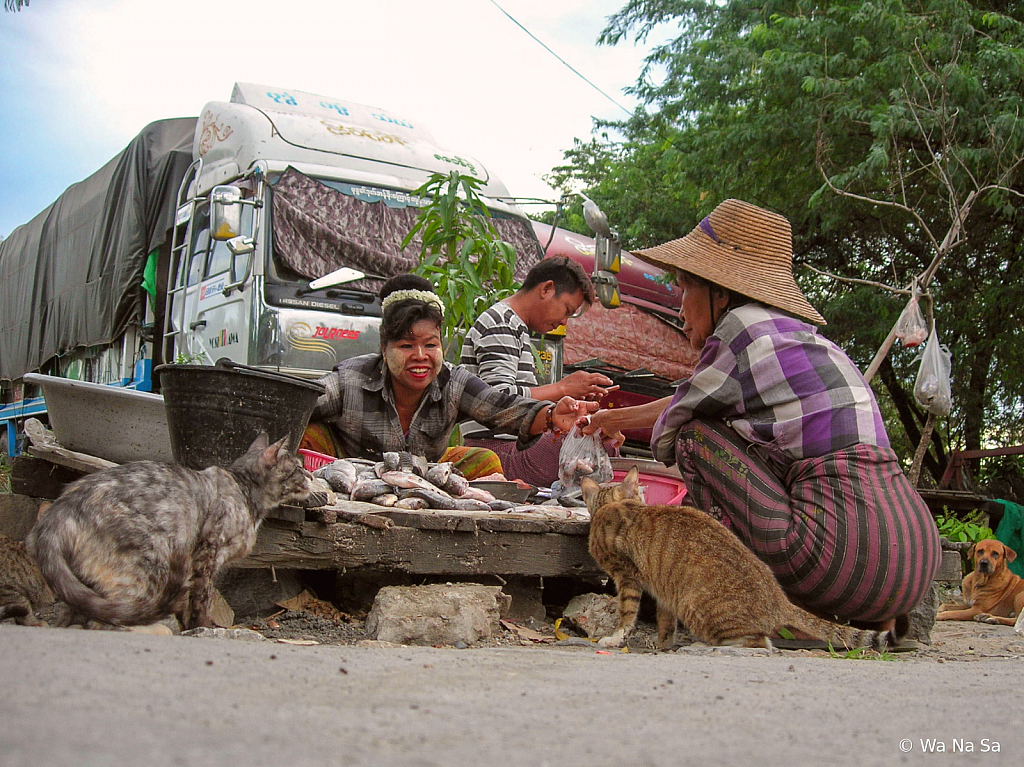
908,411,936,487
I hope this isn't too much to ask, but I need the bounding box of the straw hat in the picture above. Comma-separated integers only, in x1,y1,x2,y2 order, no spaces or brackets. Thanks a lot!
636,199,825,325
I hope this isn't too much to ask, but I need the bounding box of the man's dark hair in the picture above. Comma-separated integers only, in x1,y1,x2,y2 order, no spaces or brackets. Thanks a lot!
520,256,596,305
379,274,443,348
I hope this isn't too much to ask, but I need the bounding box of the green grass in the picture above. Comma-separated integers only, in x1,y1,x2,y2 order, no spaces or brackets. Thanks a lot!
828,644,901,661
0,455,11,494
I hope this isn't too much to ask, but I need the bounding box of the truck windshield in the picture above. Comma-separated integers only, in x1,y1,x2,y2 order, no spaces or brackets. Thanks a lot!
265,167,543,304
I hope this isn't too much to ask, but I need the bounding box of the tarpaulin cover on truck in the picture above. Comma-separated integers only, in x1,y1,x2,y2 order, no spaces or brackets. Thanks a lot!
0,118,195,382
271,167,544,294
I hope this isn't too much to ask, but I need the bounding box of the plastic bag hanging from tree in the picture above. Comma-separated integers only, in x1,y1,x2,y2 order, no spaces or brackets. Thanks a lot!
557,423,613,494
914,324,952,417
895,285,928,347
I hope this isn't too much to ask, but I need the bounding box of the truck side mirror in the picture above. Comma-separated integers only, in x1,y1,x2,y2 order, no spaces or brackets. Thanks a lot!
595,234,621,274
592,270,621,309
210,185,244,241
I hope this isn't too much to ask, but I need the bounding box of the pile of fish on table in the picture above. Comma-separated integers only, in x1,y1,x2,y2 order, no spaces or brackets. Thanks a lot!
311,452,588,520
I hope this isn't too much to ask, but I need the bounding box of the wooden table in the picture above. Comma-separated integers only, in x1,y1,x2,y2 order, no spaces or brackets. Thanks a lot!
13,447,602,579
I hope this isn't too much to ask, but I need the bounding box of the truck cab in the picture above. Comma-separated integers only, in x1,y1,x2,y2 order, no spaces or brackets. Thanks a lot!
164,83,545,379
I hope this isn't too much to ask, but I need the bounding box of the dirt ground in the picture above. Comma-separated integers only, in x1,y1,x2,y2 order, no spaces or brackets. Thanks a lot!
238,602,1024,662
13,595,1023,663
15,574,1022,662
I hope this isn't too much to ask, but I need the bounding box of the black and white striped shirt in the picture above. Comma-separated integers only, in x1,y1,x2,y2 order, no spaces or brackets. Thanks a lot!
459,301,537,439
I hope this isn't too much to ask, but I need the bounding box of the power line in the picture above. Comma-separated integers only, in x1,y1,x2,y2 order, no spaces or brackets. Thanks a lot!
486,0,633,117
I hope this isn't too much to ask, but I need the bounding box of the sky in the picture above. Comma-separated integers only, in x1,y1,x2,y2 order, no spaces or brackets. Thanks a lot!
0,0,673,238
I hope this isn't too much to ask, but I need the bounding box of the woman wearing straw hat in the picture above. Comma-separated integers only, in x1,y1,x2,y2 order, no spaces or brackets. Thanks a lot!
583,199,941,629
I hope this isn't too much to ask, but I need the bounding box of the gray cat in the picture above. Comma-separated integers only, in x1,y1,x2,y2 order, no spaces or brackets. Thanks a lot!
26,434,317,630
0,533,55,626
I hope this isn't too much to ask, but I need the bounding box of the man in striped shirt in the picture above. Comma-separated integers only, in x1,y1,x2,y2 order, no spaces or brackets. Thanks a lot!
459,257,616,486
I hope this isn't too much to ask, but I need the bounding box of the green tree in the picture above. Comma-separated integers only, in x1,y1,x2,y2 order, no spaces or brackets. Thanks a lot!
4,1,30,12
402,171,519,358
553,0,1024,483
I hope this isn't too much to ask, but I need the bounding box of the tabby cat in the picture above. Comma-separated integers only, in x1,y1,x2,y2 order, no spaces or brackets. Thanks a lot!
27,434,317,630
0,533,54,627
581,467,906,651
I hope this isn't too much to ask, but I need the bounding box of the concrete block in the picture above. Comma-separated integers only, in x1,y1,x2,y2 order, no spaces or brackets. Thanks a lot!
365,583,510,646
934,550,964,583
905,583,939,645
563,592,619,639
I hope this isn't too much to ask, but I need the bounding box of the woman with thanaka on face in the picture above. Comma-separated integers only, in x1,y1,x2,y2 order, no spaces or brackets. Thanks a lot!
304,274,598,478
582,199,941,628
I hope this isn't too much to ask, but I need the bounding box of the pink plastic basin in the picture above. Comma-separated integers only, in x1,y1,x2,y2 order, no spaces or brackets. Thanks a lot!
611,470,687,505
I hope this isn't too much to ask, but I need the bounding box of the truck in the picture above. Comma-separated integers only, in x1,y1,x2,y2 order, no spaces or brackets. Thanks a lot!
0,83,550,457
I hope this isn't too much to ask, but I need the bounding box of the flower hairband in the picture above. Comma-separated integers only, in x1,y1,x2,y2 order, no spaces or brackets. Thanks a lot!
381,288,445,316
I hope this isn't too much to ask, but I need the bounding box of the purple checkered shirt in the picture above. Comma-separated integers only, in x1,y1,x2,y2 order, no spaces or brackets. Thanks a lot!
652,304,889,464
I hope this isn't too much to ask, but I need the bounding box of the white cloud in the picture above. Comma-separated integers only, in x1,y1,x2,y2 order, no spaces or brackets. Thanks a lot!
0,0,670,236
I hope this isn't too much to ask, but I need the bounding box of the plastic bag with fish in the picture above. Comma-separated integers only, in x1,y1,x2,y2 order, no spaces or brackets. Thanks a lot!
895,288,928,348
556,423,612,494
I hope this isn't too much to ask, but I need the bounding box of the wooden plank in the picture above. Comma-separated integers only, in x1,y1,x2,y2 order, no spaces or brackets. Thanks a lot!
27,444,117,474
242,519,602,578
10,456,85,498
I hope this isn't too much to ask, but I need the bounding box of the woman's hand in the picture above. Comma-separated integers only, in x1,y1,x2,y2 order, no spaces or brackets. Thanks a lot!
578,408,626,448
552,396,598,433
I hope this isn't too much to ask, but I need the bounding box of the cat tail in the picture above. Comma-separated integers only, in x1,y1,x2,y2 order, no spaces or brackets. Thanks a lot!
31,536,135,626
785,608,907,651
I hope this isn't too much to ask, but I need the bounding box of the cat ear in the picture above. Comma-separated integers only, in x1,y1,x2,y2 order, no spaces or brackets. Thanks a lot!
248,432,271,453
258,436,290,468
623,466,641,496
273,436,291,459
580,476,599,505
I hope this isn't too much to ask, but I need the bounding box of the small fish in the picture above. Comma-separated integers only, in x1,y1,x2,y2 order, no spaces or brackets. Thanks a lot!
487,499,518,511
313,459,358,493
557,495,588,508
351,478,393,501
398,487,457,510
409,454,430,477
380,470,450,495
394,497,428,510
451,498,492,511
458,486,496,503
442,473,469,497
425,462,452,488
372,493,399,507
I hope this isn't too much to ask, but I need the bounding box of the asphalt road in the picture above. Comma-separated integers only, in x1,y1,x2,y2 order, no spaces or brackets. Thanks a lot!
1,624,1019,766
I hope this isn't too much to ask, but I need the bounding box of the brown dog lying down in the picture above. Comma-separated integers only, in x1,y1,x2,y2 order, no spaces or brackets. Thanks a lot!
937,539,1024,626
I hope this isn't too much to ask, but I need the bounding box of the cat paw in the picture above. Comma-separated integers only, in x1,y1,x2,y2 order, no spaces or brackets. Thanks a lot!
597,636,624,649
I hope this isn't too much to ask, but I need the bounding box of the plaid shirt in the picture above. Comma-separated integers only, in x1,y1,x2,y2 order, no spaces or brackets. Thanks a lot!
313,353,547,462
652,304,889,464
